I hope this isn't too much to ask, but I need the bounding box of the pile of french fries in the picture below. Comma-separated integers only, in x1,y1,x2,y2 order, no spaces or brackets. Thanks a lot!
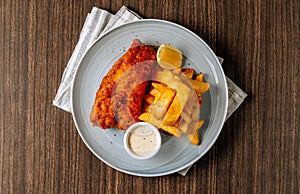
138,67,209,145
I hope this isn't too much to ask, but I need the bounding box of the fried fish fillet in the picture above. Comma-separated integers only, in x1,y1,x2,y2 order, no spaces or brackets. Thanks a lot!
90,39,157,129
111,60,157,129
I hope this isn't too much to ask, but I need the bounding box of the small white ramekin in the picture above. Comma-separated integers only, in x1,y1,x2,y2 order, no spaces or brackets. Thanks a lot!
123,122,161,160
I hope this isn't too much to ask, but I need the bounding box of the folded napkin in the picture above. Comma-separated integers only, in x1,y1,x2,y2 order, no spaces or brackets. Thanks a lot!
53,6,247,176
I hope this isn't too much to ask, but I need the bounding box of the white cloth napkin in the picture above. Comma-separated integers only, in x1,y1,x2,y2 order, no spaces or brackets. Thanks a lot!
53,6,247,176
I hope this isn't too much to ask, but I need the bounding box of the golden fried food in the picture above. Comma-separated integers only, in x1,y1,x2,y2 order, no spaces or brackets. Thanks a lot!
149,87,175,119
181,68,195,78
90,39,156,129
138,67,209,145
91,41,209,146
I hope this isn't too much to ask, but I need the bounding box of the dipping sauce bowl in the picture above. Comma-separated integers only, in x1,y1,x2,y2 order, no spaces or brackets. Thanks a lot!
123,122,162,160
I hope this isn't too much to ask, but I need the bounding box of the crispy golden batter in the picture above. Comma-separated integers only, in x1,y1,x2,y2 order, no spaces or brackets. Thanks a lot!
90,39,157,129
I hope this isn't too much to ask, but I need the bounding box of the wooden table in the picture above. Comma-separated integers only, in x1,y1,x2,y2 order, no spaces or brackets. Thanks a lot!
1,0,299,193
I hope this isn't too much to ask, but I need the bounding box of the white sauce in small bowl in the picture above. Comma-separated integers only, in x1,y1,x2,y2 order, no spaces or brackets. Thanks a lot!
124,122,161,160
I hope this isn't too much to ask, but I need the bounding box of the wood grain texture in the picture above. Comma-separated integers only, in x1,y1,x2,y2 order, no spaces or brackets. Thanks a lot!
0,0,299,193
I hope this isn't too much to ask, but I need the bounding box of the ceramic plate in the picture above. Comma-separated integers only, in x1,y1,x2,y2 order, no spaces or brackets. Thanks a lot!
71,19,228,177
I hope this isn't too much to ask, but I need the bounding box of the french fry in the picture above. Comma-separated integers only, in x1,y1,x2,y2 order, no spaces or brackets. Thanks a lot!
149,102,167,119
174,118,180,128
187,121,198,134
189,79,210,94
178,120,189,134
152,82,167,93
181,111,192,123
187,120,204,145
167,78,190,106
172,68,182,75
138,112,151,122
195,73,204,82
188,129,199,145
149,88,176,119
160,125,182,137
149,88,162,102
144,94,154,104
138,112,162,127
139,112,182,137
191,105,200,121
181,68,195,79
162,94,182,125
143,104,150,112
197,120,205,129
157,88,175,107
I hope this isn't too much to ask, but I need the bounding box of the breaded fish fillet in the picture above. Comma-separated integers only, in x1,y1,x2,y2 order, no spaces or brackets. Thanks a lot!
90,39,157,129
112,60,157,129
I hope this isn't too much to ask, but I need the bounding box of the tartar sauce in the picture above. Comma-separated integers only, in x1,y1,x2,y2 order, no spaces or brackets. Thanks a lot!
128,125,157,157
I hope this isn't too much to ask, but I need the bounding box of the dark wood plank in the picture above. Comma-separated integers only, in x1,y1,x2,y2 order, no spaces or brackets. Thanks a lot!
0,0,299,193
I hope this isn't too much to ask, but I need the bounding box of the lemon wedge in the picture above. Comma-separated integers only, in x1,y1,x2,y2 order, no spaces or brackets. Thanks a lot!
157,44,182,69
